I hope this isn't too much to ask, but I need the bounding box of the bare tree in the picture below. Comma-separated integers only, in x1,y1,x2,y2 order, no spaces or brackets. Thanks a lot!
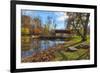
66,12,90,41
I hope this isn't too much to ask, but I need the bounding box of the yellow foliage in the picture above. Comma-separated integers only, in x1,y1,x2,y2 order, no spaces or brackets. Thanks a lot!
21,27,30,34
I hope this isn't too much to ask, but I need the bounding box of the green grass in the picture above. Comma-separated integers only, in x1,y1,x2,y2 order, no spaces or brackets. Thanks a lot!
86,35,90,44
72,35,82,42
64,49,88,60
53,35,90,61
54,48,89,61
72,35,90,42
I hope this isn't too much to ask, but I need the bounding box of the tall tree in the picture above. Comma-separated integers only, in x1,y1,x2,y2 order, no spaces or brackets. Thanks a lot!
32,16,42,35
44,16,52,35
66,12,90,41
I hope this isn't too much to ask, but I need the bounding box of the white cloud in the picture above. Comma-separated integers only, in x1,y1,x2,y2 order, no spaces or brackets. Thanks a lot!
54,12,64,16
57,16,65,21
56,12,68,21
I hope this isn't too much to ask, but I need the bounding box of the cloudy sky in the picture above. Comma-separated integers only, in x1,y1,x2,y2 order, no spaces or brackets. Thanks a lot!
22,10,68,29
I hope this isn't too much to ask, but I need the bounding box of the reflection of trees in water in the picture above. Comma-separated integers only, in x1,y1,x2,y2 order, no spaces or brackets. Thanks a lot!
21,36,32,51
21,37,51,52
44,40,49,50
22,36,65,51
43,40,56,48
31,39,58,52
21,36,33,58
32,39,41,53
21,36,65,58
21,36,41,53
21,37,41,58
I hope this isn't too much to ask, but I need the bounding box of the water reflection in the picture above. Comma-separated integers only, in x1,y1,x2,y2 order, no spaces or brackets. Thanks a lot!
21,36,65,58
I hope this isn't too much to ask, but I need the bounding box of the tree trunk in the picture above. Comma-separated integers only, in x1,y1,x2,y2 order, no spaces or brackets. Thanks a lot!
82,13,90,41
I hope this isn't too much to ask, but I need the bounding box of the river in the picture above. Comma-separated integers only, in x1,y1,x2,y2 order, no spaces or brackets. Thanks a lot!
21,36,65,58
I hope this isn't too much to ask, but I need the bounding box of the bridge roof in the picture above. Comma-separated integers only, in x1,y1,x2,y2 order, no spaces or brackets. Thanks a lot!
55,30,71,33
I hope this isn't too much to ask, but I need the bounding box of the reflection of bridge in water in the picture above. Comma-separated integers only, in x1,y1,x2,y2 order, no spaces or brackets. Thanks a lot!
39,35,70,40
31,35,71,40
